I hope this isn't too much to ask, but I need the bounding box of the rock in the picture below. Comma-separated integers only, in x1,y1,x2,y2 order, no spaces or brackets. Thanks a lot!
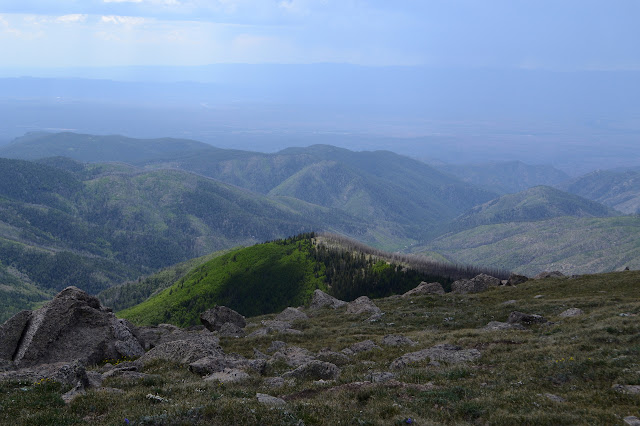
559,308,584,318
188,354,249,376
258,320,302,335
246,328,270,338
343,340,381,355
0,286,144,368
316,349,351,366
268,341,288,353
533,271,564,280
263,377,285,388
402,282,445,297
451,274,501,294
0,360,89,389
62,382,86,404
390,344,481,369
254,348,269,360
256,392,287,406
533,295,544,299
270,345,316,368
502,300,517,305
346,296,381,315
366,371,396,383
204,368,250,384
542,393,566,403
482,321,526,331
506,273,529,286
625,416,640,426
309,290,347,310
200,306,246,332
102,369,152,381
275,307,309,322
282,360,340,381
137,334,223,366
613,384,640,395
382,335,417,347
507,311,547,326
219,322,245,338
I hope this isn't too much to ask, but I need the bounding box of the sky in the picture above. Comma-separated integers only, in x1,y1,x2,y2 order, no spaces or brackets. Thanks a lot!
1,0,639,70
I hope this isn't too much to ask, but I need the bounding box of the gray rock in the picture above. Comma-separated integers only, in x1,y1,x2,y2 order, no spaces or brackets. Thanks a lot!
275,307,309,322
344,340,381,354
62,382,86,404
0,286,144,368
451,274,501,294
533,271,564,280
270,345,316,368
507,311,547,326
0,360,89,388
542,393,566,403
246,328,270,338
204,368,250,384
402,282,445,297
624,416,640,426
309,290,347,310
346,296,382,315
502,300,517,305
381,334,417,347
559,308,584,318
316,349,351,366
219,322,246,338
613,384,640,395
390,344,481,369
482,321,526,331
268,341,288,353
260,320,302,335
263,377,285,388
506,273,529,286
256,392,287,406
188,354,249,376
366,371,396,383
137,334,223,366
282,360,340,381
200,306,246,332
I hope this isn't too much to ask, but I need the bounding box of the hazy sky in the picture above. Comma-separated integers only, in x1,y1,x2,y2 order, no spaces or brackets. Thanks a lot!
1,0,639,70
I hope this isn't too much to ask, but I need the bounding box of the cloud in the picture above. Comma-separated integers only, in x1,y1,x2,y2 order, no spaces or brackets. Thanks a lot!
101,15,147,25
55,14,88,24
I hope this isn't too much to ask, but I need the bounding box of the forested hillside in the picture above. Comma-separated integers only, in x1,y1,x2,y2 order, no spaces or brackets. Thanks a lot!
558,169,640,214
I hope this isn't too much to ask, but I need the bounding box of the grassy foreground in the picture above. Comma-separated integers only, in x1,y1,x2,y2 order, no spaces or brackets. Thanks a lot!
2,270,640,425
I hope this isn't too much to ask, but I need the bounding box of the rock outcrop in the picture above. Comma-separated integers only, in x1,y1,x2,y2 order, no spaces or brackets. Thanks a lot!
200,306,246,332
309,290,347,310
451,274,501,294
402,282,445,297
0,286,143,368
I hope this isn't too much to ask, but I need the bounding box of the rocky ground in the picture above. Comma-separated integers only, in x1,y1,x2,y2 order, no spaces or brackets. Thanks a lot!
1,270,640,425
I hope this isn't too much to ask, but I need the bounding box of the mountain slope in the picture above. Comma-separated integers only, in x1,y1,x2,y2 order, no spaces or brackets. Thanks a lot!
558,169,640,214
438,160,570,194
447,185,619,232
119,233,508,326
420,216,640,276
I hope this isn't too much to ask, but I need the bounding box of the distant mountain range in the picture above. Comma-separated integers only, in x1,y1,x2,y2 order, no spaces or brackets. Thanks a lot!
558,169,640,214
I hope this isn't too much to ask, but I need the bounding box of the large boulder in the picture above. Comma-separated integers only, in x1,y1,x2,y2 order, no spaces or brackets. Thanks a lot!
309,290,347,310
275,307,309,322
402,282,445,297
136,333,223,366
0,286,144,368
200,306,246,332
451,274,501,294
506,273,529,286
346,296,381,315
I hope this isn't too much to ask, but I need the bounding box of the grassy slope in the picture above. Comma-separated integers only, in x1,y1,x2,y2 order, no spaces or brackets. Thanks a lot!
422,216,640,276
119,238,327,326
6,270,640,425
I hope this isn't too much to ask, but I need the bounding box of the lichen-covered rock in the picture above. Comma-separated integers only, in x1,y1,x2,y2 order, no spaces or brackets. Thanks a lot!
219,322,246,338
506,273,529,286
204,368,250,384
282,360,340,380
365,371,396,383
451,274,501,294
346,296,381,315
342,340,381,355
270,345,316,368
275,307,309,322
0,287,143,368
482,321,526,331
390,344,481,369
200,306,246,332
402,282,445,297
316,349,351,366
137,333,223,366
558,308,584,317
382,335,417,347
507,311,547,326
309,290,347,310
256,393,287,406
